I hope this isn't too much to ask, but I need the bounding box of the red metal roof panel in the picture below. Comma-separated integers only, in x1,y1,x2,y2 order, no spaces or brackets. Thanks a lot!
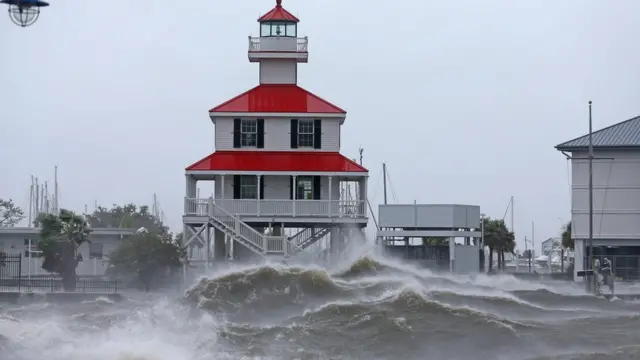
186,151,368,172
258,0,299,22
209,84,346,114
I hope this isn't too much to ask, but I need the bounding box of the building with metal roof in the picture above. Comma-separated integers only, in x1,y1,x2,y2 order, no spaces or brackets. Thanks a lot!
555,114,640,282
556,115,640,151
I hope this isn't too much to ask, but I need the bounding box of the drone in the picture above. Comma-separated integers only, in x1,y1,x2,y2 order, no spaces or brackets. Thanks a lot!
1,0,49,27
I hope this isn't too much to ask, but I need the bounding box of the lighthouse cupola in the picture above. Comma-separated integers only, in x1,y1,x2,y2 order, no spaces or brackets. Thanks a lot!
249,0,308,77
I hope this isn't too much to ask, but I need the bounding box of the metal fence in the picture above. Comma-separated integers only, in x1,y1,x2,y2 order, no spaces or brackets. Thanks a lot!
0,253,119,293
585,255,640,281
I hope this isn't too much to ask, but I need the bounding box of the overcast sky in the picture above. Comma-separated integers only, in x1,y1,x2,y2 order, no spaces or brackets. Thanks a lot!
1,0,639,252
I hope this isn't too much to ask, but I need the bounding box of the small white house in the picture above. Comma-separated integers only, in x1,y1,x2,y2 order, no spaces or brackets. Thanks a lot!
183,0,369,263
0,227,137,277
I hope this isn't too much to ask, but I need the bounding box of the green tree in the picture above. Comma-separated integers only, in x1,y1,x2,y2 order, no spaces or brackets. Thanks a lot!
483,217,515,272
107,231,184,292
422,237,449,246
0,198,25,228
37,209,92,292
561,221,573,250
85,204,169,235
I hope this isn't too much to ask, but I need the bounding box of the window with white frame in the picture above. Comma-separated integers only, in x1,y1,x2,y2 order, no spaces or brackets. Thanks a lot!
241,119,258,147
89,242,103,259
296,177,314,200
298,119,314,148
240,176,258,199
23,238,39,258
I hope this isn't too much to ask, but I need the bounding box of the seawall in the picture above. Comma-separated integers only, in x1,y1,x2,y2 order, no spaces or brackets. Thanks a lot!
0,291,124,304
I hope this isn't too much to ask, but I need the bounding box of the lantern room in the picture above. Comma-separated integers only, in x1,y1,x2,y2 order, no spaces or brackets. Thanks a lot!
248,0,308,63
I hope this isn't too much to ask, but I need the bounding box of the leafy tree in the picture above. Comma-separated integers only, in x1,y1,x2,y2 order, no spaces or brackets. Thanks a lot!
0,198,25,228
483,217,515,272
85,204,169,234
422,237,449,246
561,221,573,250
107,231,184,292
522,249,533,259
37,209,92,292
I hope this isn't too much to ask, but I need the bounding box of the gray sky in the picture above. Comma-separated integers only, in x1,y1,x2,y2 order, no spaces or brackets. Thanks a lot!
2,0,639,252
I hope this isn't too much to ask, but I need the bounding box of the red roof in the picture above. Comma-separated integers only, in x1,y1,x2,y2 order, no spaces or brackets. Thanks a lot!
209,84,346,114
258,0,299,23
186,151,368,172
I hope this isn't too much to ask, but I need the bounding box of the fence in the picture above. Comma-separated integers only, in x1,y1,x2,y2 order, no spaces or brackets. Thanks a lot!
585,255,640,282
0,253,119,293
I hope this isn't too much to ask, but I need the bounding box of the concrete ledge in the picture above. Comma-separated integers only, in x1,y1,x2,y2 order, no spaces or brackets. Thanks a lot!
0,292,124,304
603,293,640,301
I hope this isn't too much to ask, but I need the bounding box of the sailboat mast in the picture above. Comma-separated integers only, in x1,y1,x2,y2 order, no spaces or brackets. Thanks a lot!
382,162,388,205
54,165,59,214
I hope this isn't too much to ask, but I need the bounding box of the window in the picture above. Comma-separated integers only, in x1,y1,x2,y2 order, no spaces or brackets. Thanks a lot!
298,119,314,148
241,119,257,147
89,242,103,259
240,176,258,199
260,21,297,37
296,177,314,200
24,238,39,258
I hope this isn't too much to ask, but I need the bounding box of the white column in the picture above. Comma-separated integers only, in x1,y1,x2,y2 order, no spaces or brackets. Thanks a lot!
359,177,368,216
328,176,332,217
221,175,225,199
257,175,261,216
292,175,297,217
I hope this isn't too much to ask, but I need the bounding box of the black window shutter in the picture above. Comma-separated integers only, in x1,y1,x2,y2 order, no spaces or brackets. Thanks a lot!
233,175,241,199
257,119,265,148
290,119,298,149
313,176,321,200
313,119,322,149
259,176,265,199
289,176,294,199
233,119,241,148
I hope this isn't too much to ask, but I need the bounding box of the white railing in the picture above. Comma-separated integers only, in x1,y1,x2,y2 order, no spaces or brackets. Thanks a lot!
248,36,308,53
184,198,367,219
206,200,266,252
289,227,330,249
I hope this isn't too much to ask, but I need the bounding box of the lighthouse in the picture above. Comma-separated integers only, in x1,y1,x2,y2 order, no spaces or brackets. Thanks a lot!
183,0,369,264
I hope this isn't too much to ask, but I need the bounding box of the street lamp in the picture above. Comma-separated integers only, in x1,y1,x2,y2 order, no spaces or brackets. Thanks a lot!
1,0,49,27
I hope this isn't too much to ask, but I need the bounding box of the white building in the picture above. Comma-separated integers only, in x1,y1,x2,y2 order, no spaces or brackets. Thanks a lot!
556,114,640,280
0,227,137,277
183,0,369,263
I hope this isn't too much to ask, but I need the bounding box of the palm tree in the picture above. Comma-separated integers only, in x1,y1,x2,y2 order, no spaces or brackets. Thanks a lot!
483,217,515,272
37,209,92,292
561,221,573,249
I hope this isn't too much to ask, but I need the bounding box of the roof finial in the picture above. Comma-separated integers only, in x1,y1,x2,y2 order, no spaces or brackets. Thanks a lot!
276,0,282,7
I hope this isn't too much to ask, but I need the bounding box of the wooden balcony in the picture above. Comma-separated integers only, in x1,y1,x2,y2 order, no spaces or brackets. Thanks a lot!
184,198,366,220
248,36,308,62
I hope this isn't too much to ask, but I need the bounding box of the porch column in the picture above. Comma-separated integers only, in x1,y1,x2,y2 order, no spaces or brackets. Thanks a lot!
185,175,197,214
292,175,297,217
328,176,332,217
359,177,368,217
257,175,261,216
220,175,225,199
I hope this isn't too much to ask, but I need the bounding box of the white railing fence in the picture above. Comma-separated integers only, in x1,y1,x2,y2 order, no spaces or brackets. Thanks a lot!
248,36,308,53
184,198,366,219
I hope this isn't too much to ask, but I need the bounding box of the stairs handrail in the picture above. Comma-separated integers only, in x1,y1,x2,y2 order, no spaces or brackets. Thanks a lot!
207,197,267,251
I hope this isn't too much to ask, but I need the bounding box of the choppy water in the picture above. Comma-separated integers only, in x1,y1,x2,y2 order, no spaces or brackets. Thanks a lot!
2,250,640,360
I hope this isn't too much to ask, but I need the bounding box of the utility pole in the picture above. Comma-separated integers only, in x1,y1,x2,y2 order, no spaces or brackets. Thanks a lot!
561,101,612,293
359,147,363,165
587,101,595,293
532,221,535,265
